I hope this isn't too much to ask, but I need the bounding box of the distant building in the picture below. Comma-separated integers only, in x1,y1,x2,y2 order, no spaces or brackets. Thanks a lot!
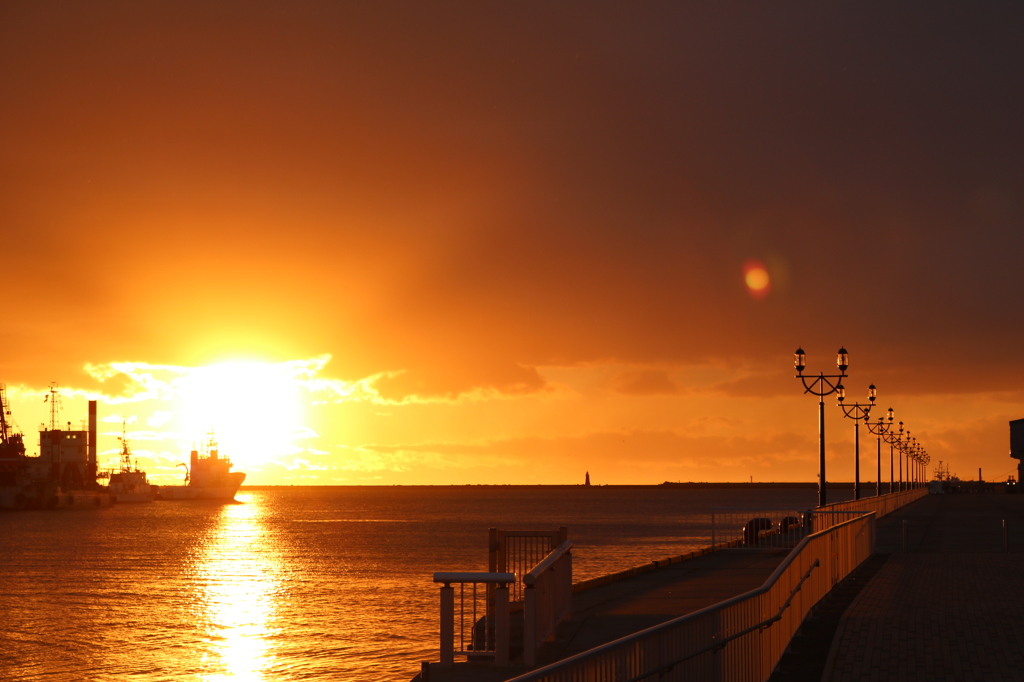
585,471,591,486
1011,418,1024,483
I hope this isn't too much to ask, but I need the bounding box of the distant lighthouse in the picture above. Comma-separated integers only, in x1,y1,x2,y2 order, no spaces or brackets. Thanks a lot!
585,471,591,487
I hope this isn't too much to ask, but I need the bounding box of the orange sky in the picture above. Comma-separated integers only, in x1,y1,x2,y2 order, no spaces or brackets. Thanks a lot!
2,2,1023,485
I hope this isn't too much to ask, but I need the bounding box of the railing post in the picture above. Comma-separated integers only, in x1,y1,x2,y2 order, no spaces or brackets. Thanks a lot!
489,528,499,572
439,582,454,667
488,528,498,651
524,583,538,666
564,550,573,619
495,582,510,666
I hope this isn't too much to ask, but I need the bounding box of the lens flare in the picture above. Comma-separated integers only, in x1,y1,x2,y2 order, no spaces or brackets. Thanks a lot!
743,259,771,299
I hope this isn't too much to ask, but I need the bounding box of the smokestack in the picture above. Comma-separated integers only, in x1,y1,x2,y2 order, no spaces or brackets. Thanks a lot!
88,400,97,466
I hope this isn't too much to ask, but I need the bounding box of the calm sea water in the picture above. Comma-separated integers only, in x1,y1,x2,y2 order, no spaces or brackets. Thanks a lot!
0,486,850,681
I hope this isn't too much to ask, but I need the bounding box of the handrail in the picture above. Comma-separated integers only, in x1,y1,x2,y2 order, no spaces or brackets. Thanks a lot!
811,488,926,531
522,540,574,665
490,527,567,602
435,573,514,666
627,559,821,682
506,512,876,682
524,540,573,585
817,487,926,514
435,532,574,669
434,572,515,584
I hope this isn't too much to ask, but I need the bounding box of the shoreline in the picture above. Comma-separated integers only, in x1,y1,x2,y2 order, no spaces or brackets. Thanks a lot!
238,482,858,490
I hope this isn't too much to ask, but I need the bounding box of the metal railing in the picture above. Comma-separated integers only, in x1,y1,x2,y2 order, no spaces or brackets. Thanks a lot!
523,539,574,666
504,512,876,682
710,489,927,549
434,529,575,668
810,488,926,532
433,571,515,666
491,527,568,603
710,508,810,550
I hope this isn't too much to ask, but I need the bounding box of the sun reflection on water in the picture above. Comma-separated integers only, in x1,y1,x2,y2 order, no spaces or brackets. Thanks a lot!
192,495,281,680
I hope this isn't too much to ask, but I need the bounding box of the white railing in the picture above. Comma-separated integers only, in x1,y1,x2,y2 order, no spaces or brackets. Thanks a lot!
434,530,575,668
523,539,574,666
491,527,568,603
818,487,926,516
710,489,928,548
433,572,515,666
504,512,876,682
810,487,927,532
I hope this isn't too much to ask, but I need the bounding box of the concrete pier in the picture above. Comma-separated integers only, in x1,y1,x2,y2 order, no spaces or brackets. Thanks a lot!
417,494,1024,682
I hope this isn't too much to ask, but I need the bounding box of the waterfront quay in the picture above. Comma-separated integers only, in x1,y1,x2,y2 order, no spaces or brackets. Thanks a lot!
416,493,1024,682
816,494,1024,682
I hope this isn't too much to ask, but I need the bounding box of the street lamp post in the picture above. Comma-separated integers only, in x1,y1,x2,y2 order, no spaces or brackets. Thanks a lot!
838,384,876,500
865,407,894,497
913,440,921,489
897,428,913,485
911,443,928,489
883,421,905,492
913,438,921,485
794,347,849,508
900,430,911,491
881,417,901,494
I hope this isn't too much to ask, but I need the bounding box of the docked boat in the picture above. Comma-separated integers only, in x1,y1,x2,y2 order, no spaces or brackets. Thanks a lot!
157,435,246,501
1,383,112,509
104,425,155,503
0,383,28,509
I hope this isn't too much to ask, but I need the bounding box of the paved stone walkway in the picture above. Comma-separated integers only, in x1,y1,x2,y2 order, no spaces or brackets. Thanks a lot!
823,495,1024,682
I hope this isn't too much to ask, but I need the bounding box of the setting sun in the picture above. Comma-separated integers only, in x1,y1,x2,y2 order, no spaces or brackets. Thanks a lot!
175,361,308,468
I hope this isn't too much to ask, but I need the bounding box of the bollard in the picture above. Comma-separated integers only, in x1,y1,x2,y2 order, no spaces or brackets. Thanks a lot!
1004,519,1009,553
421,661,431,682
902,520,908,552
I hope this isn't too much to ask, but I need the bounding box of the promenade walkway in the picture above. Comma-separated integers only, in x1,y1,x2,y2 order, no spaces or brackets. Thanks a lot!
418,493,1024,682
820,494,1024,682
419,546,792,682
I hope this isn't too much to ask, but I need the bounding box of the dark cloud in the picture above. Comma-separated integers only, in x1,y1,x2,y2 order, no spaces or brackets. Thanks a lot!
1,1,1022,399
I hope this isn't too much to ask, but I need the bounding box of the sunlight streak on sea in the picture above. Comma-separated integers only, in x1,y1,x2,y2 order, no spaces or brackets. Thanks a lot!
0,486,839,681
191,498,282,680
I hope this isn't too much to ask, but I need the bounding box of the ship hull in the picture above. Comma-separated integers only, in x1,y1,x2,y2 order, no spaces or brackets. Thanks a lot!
1,486,112,509
108,471,155,503
0,486,28,509
157,472,245,501
111,491,156,503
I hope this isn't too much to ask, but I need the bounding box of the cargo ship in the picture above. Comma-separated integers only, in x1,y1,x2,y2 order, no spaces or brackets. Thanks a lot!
157,435,246,501
0,383,112,509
